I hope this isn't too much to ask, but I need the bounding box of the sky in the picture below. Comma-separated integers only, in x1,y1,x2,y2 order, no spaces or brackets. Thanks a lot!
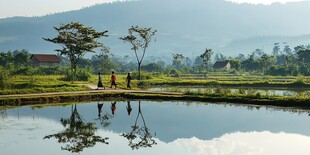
228,0,309,4
0,0,309,19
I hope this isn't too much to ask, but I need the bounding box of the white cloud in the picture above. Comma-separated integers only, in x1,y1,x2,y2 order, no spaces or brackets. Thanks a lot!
171,131,310,155
0,0,121,19
227,0,310,5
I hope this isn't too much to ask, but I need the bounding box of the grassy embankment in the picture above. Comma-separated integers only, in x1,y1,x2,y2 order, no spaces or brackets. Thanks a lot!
144,74,310,88
0,74,309,108
0,74,134,95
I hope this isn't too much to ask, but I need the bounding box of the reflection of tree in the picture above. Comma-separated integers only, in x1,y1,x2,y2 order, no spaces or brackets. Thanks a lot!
44,104,108,153
98,112,114,128
121,101,157,150
97,102,114,128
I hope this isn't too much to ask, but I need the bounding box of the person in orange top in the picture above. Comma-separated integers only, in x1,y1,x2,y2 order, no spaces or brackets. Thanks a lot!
110,71,117,89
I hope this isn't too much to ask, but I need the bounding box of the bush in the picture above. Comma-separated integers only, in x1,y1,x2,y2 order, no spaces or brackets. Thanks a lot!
130,71,152,80
238,88,246,95
0,67,13,89
63,68,92,81
137,80,149,88
13,67,34,75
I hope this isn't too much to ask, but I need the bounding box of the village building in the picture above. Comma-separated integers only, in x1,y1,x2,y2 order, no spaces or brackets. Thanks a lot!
30,54,61,67
212,60,231,70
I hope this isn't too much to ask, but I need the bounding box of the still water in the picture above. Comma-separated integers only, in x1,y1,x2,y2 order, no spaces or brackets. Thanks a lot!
1,101,310,155
148,87,310,97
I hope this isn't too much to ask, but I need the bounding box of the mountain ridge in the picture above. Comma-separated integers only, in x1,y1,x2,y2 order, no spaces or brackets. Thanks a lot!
1,0,310,57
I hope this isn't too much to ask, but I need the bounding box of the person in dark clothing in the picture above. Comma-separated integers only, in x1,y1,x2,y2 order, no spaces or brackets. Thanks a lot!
125,72,132,89
97,72,105,90
97,102,104,117
126,101,132,116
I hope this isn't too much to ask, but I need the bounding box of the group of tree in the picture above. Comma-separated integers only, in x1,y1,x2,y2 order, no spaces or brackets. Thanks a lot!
43,22,157,82
166,44,310,76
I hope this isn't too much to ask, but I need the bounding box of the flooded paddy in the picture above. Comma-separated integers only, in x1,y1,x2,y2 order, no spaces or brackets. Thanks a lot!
1,100,310,155
148,86,310,97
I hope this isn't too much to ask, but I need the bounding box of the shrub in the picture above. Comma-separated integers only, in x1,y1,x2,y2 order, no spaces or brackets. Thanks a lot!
13,67,34,75
131,71,152,80
0,67,12,89
255,92,261,98
63,68,92,81
238,88,246,95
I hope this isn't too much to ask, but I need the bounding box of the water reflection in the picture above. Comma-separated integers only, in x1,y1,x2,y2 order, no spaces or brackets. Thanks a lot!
122,101,157,150
0,108,7,120
126,101,132,116
97,102,114,128
44,104,109,153
111,101,117,115
149,87,309,97
2,100,310,155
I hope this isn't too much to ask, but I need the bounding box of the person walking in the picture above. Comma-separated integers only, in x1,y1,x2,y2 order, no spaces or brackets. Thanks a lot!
97,72,105,90
125,72,132,89
110,71,117,89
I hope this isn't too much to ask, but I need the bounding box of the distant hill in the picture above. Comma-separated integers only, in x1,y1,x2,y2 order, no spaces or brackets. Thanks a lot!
1,0,310,57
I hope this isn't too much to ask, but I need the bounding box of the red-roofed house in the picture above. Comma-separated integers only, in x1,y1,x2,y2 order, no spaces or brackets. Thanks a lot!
30,54,61,67
212,60,231,70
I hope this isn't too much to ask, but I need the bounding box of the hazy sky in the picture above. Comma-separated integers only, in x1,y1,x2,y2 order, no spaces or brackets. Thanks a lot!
228,0,309,4
0,0,309,19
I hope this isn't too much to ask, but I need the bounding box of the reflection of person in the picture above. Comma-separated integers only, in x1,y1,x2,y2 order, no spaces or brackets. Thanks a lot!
125,72,132,89
97,102,104,117
126,101,132,116
111,101,117,115
110,71,117,89
97,72,105,90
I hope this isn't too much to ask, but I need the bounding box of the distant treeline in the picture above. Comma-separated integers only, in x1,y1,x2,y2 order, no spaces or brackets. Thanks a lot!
0,47,310,77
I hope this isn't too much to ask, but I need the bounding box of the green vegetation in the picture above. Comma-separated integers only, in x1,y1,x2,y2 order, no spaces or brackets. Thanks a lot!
120,26,157,80
43,22,108,82
0,75,89,95
1,22,310,108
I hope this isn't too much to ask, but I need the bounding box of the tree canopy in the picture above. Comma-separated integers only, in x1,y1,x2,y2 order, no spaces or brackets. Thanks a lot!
43,22,108,82
120,26,157,80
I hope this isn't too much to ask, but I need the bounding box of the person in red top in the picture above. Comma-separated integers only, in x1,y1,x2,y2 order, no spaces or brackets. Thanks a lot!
110,71,117,89
111,101,116,115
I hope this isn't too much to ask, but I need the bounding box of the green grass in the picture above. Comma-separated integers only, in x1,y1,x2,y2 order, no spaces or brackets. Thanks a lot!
0,75,90,95
1,74,309,95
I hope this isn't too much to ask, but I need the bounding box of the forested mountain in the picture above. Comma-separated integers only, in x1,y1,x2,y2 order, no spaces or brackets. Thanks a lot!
1,0,310,57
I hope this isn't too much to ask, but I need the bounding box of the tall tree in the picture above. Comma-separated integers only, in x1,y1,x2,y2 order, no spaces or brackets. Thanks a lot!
43,22,108,82
93,46,112,74
172,53,184,70
235,53,246,61
214,53,226,61
283,43,293,55
13,49,31,68
200,48,213,70
253,48,265,57
273,43,280,55
120,26,157,80
258,54,276,73
297,49,310,64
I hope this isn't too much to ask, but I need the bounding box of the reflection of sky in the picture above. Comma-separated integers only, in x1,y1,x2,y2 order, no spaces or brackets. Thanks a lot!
1,116,310,155
1,101,310,154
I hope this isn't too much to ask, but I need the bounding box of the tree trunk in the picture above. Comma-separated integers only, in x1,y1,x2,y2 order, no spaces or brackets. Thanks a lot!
138,63,141,80
71,63,77,83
